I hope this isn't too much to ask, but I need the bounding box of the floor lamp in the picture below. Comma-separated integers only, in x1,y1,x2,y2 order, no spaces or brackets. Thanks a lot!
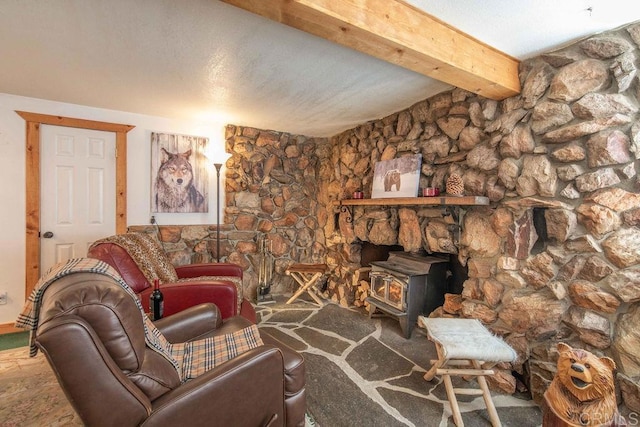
214,162,223,262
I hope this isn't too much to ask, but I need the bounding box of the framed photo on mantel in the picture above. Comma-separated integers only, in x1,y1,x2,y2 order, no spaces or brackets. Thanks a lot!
371,154,422,199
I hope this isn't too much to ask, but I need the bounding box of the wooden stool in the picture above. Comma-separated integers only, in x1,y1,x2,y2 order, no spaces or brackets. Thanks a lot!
419,317,517,427
286,263,327,306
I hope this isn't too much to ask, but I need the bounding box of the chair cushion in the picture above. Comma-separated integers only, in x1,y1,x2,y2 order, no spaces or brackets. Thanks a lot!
88,243,150,292
178,276,243,314
138,281,238,318
90,232,179,284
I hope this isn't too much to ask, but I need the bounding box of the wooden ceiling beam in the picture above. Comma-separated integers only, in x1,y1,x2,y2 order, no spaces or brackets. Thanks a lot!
220,0,521,100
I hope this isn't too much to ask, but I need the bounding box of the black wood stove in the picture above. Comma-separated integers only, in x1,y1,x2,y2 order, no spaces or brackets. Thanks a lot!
367,252,448,338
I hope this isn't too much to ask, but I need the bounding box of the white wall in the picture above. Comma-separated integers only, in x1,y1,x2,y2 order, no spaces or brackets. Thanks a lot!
0,93,228,324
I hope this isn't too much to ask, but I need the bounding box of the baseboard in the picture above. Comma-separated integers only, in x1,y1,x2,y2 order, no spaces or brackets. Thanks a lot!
0,322,21,335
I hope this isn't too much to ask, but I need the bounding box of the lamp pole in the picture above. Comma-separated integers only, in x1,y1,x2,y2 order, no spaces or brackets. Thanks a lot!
214,163,223,262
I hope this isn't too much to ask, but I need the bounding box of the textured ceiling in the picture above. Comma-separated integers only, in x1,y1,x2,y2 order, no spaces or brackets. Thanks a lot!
1,0,639,137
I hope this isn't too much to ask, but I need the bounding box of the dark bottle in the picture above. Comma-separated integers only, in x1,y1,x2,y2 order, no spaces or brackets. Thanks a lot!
150,279,164,320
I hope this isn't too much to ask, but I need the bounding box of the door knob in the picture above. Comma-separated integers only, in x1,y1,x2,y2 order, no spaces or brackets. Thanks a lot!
42,231,54,238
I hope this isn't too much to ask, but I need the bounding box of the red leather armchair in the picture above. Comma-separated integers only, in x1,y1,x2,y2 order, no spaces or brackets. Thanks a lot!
88,233,256,322
35,271,306,426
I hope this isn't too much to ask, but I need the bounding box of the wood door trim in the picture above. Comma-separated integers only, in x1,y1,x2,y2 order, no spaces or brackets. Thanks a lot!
0,323,22,335
18,111,134,299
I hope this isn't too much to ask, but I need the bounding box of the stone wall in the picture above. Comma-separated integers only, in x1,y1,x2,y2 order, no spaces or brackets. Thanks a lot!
319,24,640,408
133,22,640,411
129,127,331,304
127,224,226,266
222,125,330,298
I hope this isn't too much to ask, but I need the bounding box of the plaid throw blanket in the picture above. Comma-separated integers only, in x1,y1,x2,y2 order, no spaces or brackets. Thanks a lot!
15,258,262,381
90,232,244,311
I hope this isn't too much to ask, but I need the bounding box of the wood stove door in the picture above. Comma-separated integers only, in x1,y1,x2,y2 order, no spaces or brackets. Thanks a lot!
387,277,406,310
370,271,406,311
370,271,387,302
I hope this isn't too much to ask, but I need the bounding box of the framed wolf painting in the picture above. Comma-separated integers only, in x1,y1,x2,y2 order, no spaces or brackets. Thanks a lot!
151,132,209,213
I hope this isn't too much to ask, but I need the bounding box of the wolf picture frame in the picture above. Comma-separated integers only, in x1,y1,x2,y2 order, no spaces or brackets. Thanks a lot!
151,132,209,213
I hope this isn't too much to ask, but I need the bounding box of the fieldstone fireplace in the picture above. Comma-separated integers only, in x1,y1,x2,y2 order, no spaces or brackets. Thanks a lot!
305,23,639,408
136,21,640,413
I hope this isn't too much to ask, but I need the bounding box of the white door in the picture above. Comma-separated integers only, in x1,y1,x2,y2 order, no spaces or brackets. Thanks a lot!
40,125,116,271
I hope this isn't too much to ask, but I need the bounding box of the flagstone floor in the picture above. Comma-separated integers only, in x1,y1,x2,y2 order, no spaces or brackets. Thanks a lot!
256,294,543,427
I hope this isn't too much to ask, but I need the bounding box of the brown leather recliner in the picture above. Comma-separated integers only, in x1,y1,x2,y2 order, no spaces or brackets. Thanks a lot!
35,272,306,427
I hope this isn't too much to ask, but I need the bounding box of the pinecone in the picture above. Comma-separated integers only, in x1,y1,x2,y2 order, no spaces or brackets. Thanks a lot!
446,173,464,196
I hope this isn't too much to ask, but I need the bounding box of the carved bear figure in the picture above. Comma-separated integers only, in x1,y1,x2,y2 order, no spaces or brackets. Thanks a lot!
543,343,626,427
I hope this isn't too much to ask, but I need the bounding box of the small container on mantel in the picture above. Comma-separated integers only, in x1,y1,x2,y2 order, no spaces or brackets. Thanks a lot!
353,191,364,199
422,187,440,197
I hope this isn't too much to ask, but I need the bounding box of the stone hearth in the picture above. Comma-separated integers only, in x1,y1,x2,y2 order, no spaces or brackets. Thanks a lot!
257,296,544,426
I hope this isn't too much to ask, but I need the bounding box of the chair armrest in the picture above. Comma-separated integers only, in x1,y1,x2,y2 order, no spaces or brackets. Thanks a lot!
143,346,285,427
154,303,223,343
138,281,238,319
240,300,258,324
175,263,243,279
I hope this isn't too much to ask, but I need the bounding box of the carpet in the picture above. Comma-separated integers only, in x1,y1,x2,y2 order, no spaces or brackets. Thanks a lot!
0,347,83,426
0,332,28,351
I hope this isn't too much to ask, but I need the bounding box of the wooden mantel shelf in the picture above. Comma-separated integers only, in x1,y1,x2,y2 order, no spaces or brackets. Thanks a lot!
333,196,489,207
